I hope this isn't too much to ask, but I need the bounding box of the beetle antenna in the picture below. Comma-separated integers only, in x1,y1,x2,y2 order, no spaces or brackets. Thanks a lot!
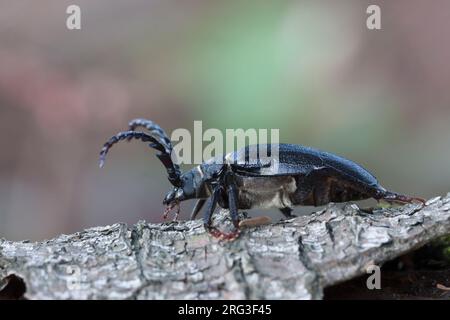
99,130,182,187
128,119,173,150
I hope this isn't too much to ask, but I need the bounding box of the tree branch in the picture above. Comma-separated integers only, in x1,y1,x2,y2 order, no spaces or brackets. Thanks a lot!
1,193,449,299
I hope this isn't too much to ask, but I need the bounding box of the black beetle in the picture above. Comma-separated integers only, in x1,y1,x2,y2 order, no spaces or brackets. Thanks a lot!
99,118,425,240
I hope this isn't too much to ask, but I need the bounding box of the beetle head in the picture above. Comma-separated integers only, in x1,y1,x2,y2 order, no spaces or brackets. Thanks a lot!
162,188,179,206
163,170,201,206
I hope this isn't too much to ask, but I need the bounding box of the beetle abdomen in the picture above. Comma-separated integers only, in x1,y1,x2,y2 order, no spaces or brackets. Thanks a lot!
234,175,297,210
293,177,373,206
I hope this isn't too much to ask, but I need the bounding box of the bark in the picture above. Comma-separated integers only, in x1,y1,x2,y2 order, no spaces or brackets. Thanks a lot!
1,193,449,300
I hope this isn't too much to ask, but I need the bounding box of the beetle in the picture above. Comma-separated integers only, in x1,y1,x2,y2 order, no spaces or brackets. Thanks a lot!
99,118,425,240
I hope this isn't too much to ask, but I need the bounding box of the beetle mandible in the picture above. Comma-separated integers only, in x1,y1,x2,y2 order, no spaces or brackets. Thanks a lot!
99,119,425,240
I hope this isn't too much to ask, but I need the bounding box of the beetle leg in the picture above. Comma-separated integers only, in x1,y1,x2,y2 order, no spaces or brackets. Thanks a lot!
279,207,297,219
190,199,206,220
376,190,425,205
224,172,240,229
173,203,181,221
203,183,240,241
163,201,180,220
203,186,219,227
226,184,241,233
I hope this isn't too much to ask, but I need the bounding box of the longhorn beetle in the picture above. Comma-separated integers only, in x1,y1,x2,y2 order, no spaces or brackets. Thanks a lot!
99,119,425,240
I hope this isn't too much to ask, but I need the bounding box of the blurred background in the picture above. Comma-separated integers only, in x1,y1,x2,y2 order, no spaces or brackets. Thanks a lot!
0,0,449,241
